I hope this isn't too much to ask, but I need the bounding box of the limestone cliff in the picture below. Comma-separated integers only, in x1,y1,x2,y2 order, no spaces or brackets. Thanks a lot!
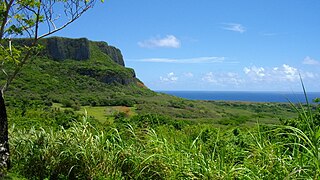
12,37,125,66
41,37,125,67
12,37,141,86
44,37,90,61
94,41,125,66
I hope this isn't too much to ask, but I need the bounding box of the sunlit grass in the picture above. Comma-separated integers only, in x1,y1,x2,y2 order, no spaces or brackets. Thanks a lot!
8,105,320,179
5,83,319,179
52,103,136,123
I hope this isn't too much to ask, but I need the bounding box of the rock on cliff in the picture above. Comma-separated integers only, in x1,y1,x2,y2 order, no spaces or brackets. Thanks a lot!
12,37,125,66
11,37,143,86
42,37,125,66
94,41,125,66
44,37,90,61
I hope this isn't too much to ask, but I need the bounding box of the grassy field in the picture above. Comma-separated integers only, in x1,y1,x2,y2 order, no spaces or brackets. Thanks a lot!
4,98,320,179
50,97,296,127
3,87,320,179
53,103,136,122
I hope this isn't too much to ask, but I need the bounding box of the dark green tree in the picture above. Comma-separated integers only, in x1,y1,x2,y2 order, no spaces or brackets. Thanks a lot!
0,0,102,175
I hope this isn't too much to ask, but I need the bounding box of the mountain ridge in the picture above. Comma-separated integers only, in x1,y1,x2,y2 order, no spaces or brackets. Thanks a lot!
37,36,139,85
2,37,152,107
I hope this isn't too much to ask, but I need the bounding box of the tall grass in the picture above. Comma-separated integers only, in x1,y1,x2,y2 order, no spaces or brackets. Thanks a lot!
278,79,320,179
7,93,320,179
8,116,247,179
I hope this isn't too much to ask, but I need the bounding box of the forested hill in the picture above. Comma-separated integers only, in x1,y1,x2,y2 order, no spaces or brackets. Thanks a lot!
3,37,153,107
2,37,296,126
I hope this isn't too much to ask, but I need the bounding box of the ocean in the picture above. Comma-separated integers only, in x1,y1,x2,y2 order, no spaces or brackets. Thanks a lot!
159,91,320,103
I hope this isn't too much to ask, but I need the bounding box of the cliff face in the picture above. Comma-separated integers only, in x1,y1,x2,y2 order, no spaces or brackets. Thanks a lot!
45,37,90,61
2,37,151,108
95,41,125,66
11,37,142,86
40,37,125,66
39,37,138,86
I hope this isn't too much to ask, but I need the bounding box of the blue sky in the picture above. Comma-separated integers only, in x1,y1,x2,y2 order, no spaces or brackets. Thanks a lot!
54,0,320,92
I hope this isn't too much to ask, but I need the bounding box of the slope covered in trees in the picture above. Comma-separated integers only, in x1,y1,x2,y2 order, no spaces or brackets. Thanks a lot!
1,37,297,126
2,37,152,107
2,37,320,179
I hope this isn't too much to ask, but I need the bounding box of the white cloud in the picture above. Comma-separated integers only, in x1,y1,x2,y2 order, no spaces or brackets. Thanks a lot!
133,56,229,64
225,73,244,86
202,72,217,83
202,72,244,86
282,64,298,81
303,56,320,65
243,66,266,81
184,72,194,78
160,72,178,82
304,72,315,79
282,66,297,81
222,23,246,33
243,64,316,83
153,63,318,90
138,35,180,48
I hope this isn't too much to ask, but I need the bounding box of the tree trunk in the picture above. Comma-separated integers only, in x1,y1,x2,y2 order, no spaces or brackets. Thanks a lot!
0,91,9,174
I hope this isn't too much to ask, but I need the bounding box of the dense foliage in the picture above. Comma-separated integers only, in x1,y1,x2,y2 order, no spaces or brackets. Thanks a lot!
1,37,297,125
5,101,320,179
0,0,100,175
1,39,154,108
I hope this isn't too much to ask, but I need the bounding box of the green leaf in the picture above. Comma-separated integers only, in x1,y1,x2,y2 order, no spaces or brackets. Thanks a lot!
316,127,320,140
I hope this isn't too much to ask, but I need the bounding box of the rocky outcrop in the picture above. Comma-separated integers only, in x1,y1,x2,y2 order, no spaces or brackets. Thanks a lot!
42,37,133,85
94,41,125,66
12,37,125,66
76,67,137,85
45,37,90,61
11,37,138,86
41,37,125,66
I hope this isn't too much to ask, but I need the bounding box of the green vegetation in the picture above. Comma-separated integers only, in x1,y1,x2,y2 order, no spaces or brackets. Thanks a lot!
1,37,319,178
1,2,99,174
6,100,320,179
2,37,297,127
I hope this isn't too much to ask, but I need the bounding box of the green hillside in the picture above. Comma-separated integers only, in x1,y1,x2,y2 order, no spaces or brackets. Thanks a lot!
4,37,152,105
2,37,320,179
1,37,297,128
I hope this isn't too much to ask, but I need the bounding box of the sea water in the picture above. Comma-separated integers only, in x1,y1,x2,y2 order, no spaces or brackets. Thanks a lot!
159,91,320,103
